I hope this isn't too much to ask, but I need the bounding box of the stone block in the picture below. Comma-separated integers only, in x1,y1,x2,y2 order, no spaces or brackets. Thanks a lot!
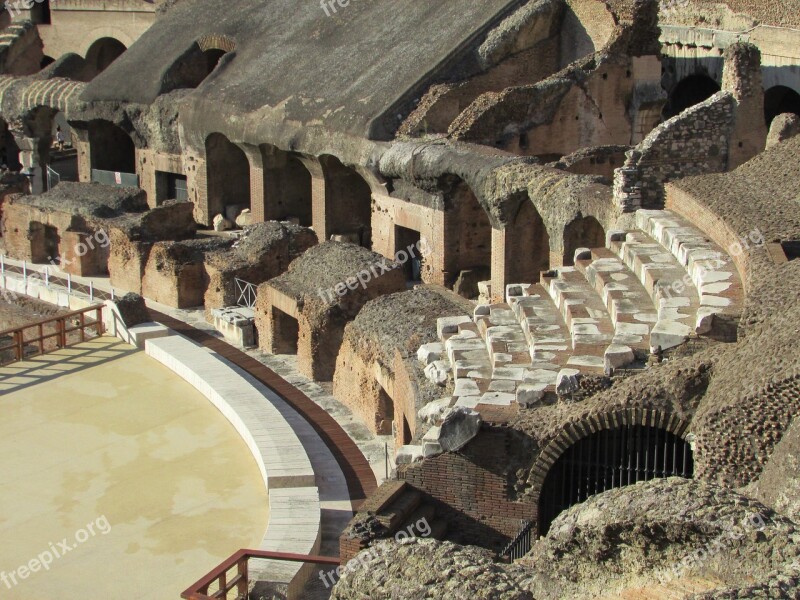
556,368,582,395
604,344,635,373
436,407,481,453
424,360,449,386
437,315,472,339
417,342,444,365
418,398,452,425
517,383,549,408
395,445,424,465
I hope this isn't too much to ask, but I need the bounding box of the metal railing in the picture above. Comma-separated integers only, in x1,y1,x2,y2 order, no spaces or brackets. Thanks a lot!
46,165,61,190
234,278,257,309
0,304,105,365
181,550,340,600
0,256,115,303
500,520,534,562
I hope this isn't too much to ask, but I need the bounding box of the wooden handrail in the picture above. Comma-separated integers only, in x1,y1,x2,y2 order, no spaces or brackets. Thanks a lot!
0,304,105,338
181,550,340,600
0,305,105,364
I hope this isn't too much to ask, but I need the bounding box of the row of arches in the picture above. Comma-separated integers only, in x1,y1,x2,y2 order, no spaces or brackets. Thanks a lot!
664,74,800,126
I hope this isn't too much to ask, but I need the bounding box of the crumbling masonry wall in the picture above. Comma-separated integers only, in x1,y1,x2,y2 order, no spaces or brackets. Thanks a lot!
613,92,736,211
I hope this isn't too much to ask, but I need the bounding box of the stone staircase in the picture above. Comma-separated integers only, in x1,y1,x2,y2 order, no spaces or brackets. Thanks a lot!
421,209,743,412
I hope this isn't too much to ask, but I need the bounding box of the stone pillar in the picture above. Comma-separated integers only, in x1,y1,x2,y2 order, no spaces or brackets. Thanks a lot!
15,136,45,194
136,148,156,207
72,127,92,183
490,227,507,303
298,156,328,242
242,144,266,223
722,42,768,170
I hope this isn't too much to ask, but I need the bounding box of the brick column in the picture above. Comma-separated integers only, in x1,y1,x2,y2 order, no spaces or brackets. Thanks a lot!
135,148,156,207
490,227,507,303
298,156,328,242
242,145,266,223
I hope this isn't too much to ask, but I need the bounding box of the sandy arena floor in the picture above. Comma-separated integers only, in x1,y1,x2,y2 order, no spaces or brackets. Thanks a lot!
0,337,269,599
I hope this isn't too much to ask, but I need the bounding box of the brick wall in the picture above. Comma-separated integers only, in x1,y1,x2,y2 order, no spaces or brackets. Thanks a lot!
614,92,736,211
399,426,536,554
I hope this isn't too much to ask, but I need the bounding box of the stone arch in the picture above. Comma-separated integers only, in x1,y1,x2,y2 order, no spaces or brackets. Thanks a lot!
505,194,550,284
78,28,136,58
319,154,373,248
84,37,127,78
197,34,237,54
663,73,721,119
529,408,693,535
444,178,492,297
88,119,136,174
562,214,605,265
205,133,251,224
764,85,800,126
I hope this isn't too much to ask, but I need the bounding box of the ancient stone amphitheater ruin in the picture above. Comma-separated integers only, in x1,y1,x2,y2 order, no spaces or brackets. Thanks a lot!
1,0,799,598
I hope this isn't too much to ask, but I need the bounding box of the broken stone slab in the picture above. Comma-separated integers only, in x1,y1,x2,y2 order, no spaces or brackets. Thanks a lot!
417,342,444,365
454,396,481,409
424,360,449,386
556,368,582,395
436,407,482,453
437,315,472,339
213,213,233,232
235,208,254,228
418,398,452,425
474,304,491,317
453,378,481,398
695,307,718,335
604,344,635,373
422,427,444,458
574,247,593,262
516,382,549,408
478,391,515,406
650,320,693,353
488,379,517,393
395,445,424,465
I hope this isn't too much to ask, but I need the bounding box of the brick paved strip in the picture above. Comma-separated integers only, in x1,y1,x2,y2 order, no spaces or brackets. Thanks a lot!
150,310,377,510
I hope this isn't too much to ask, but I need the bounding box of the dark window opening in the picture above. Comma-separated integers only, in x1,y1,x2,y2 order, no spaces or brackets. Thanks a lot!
272,308,299,355
764,86,800,126
395,225,422,283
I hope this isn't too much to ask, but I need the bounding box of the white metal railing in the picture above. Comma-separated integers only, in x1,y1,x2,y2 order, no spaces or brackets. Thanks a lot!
234,278,257,309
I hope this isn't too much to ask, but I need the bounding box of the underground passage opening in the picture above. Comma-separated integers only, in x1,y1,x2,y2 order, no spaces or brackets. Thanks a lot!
764,86,800,126
261,146,312,226
376,386,394,435
663,74,721,120
271,308,299,355
538,424,694,535
395,225,422,283
320,155,373,248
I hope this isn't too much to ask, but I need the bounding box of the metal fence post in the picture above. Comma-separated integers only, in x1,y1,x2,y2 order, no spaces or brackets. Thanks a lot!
68,273,72,295
89,281,94,302
45,267,49,288
23,261,27,284
1,254,4,275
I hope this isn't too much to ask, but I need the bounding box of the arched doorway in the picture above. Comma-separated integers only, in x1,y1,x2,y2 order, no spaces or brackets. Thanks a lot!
562,215,605,266
85,37,127,77
444,180,492,298
320,154,372,248
1,118,22,171
764,86,800,126
206,133,251,224
88,120,136,175
260,145,312,226
663,74,721,120
506,196,550,283
539,424,694,534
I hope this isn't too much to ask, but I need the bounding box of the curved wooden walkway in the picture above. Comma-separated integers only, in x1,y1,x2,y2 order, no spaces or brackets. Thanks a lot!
150,309,377,511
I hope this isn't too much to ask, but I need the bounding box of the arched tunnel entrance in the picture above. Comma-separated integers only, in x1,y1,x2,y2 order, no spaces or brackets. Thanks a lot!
764,86,800,126
538,424,694,535
663,74,721,120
